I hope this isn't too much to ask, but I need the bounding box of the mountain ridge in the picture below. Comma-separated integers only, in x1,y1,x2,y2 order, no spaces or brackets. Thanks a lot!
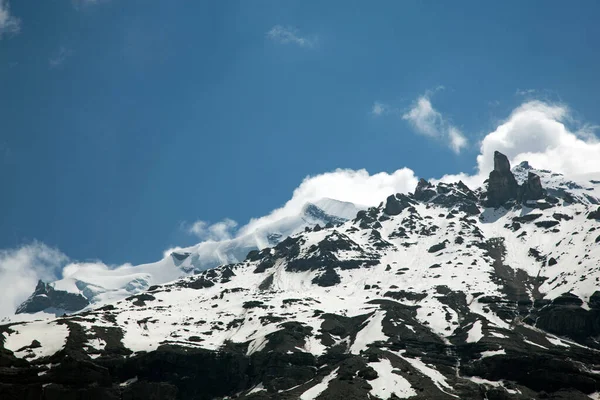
9,198,365,321
2,151,600,399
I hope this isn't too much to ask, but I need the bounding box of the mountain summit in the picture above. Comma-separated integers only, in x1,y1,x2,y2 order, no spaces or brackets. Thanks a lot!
2,152,600,399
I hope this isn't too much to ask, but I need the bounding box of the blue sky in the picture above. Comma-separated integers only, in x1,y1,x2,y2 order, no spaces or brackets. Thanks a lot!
1,0,600,267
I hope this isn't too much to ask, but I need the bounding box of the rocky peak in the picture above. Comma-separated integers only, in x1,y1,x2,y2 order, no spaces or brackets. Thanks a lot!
414,178,436,201
487,151,520,207
518,160,531,169
486,151,547,208
521,171,544,202
15,280,89,315
33,279,48,295
383,193,417,216
493,150,512,173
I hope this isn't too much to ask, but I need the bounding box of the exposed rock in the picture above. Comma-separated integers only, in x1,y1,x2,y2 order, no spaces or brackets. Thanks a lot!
16,280,89,314
535,220,560,229
486,151,520,207
414,178,436,202
588,207,600,220
428,241,447,253
383,194,416,216
589,291,600,309
521,172,545,201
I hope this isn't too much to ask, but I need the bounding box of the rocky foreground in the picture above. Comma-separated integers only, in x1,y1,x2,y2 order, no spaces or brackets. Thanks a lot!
2,151,600,400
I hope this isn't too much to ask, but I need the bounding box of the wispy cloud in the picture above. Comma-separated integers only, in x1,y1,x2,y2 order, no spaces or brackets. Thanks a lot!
0,0,21,38
402,93,467,154
0,242,68,319
72,0,109,8
49,46,73,69
187,218,239,241
267,25,317,48
402,97,443,137
448,127,467,154
371,101,390,116
516,88,537,96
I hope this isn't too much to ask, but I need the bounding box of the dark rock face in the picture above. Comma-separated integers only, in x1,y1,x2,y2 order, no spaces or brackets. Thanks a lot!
486,151,520,207
589,291,600,309
527,293,600,344
588,206,600,220
16,280,89,314
521,172,544,201
428,241,447,253
414,178,436,201
383,193,416,216
486,152,547,207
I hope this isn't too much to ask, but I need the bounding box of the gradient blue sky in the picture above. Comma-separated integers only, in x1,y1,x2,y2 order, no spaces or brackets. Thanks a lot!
1,0,599,265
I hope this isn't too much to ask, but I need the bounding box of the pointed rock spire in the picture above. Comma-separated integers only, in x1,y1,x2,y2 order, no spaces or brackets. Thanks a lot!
486,151,519,207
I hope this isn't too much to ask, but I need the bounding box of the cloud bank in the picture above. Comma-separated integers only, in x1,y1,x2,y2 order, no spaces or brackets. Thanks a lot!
0,243,68,318
238,167,419,236
439,100,600,187
2,99,599,318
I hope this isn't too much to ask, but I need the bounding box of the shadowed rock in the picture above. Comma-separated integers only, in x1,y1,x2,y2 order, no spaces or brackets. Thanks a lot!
487,151,519,207
16,280,89,314
414,178,436,202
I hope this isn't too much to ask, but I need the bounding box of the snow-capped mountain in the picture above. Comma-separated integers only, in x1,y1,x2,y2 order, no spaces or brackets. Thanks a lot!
11,198,364,320
2,151,600,399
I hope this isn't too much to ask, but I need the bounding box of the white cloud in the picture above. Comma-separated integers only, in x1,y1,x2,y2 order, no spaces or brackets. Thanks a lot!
402,94,468,154
371,102,389,116
448,127,467,154
0,0,21,38
267,25,317,48
188,218,239,241
0,242,68,318
439,100,600,187
238,168,418,236
402,97,442,137
49,46,72,68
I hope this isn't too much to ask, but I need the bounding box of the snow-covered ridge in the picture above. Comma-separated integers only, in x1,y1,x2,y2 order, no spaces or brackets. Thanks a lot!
9,198,365,321
3,153,600,399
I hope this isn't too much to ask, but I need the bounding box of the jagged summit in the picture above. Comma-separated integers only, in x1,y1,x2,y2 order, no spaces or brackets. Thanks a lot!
485,151,544,207
2,151,600,399
15,280,89,315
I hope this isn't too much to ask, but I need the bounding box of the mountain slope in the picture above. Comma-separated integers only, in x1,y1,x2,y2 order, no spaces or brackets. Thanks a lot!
10,198,364,321
2,152,600,399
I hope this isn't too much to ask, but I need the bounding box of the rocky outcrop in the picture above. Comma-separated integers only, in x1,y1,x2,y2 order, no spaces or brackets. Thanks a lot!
521,171,544,201
15,280,89,314
486,151,520,207
486,151,546,207
414,178,436,201
383,193,417,216
588,206,600,220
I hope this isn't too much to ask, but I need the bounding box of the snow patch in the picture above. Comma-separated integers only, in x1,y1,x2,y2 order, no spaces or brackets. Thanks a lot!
368,358,416,399
299,367,339,400
466,321,483,343
350,311,387,354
